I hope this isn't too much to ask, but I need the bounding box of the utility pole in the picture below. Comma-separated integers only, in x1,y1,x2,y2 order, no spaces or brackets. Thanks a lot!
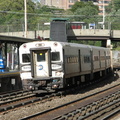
24,0,27,38
103,0,105,29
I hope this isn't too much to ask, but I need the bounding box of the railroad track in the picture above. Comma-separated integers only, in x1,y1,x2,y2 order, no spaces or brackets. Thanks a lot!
102,108,120,120
20,84,120,120
0,76,106,113
0,74,118,119
0,90,33,102
0,91,64,113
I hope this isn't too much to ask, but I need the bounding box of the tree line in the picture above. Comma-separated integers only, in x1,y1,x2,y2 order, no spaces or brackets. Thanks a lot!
0,0,119,29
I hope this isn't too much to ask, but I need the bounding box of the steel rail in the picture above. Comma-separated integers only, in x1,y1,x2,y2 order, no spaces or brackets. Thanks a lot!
20,81,120,120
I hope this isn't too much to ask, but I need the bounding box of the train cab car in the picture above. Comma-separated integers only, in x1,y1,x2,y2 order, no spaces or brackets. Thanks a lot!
19,41,64,90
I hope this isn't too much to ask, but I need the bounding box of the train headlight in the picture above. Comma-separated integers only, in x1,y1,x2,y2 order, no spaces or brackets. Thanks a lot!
53,42,58,46
23,44,27,48
55,71,62,76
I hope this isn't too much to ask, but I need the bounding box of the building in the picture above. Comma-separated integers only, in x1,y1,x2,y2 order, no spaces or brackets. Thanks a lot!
40,0,80,10
40,0,111,15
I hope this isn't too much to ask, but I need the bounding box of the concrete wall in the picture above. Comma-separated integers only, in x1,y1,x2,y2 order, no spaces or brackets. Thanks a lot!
0,30,50,39
0,29,120,40
67,29,111,37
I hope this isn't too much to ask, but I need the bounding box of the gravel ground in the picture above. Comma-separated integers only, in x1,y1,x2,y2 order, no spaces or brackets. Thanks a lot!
0,72,120,120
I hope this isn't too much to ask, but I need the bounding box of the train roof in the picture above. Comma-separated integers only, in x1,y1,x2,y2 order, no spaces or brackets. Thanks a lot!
21,41,108,50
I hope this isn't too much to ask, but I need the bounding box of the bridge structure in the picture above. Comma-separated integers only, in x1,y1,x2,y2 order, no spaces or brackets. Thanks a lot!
67,29,120,47
0,29,120,47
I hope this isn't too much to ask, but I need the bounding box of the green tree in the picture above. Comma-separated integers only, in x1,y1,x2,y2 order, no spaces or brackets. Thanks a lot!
0,0,35,25
113,0,120,12
106,0,120,13
0,0,35,12
74,5,99,23
71,1,85,12
0,0,38,32
70,1,99,24
106,0,120,30
71,1,98,13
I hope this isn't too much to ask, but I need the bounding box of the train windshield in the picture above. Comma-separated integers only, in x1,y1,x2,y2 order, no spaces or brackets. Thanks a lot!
51,52,60,61
22,54,30,63
37,52,45,62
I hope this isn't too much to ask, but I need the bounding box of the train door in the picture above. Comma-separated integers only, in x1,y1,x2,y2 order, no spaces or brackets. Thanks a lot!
30,48,51,78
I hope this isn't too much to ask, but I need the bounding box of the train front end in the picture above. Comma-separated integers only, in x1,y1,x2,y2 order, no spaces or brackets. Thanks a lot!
19,41,64,91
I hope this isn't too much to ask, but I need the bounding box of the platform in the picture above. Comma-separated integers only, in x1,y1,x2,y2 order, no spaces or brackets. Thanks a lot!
0,71,22,93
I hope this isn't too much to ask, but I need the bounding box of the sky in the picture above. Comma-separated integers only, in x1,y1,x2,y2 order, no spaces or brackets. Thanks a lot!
32,0,40,2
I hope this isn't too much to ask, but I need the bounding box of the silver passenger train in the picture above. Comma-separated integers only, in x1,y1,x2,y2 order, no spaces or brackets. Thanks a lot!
19,41,112,91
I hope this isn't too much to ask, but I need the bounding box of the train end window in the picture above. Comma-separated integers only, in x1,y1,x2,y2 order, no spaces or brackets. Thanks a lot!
37,53,45,62
22,54,30,63
51,52,60,61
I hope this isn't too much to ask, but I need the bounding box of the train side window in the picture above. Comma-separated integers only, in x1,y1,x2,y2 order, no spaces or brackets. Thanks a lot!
84,56,91,63
37,53,45,62
51,52,60,61
22,54,30,63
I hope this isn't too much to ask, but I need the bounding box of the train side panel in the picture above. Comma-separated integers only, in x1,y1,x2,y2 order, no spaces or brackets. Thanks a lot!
100,49,106,69
80,47,91,73
92,47,101,71
64,45,92,77
64,46,80,75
